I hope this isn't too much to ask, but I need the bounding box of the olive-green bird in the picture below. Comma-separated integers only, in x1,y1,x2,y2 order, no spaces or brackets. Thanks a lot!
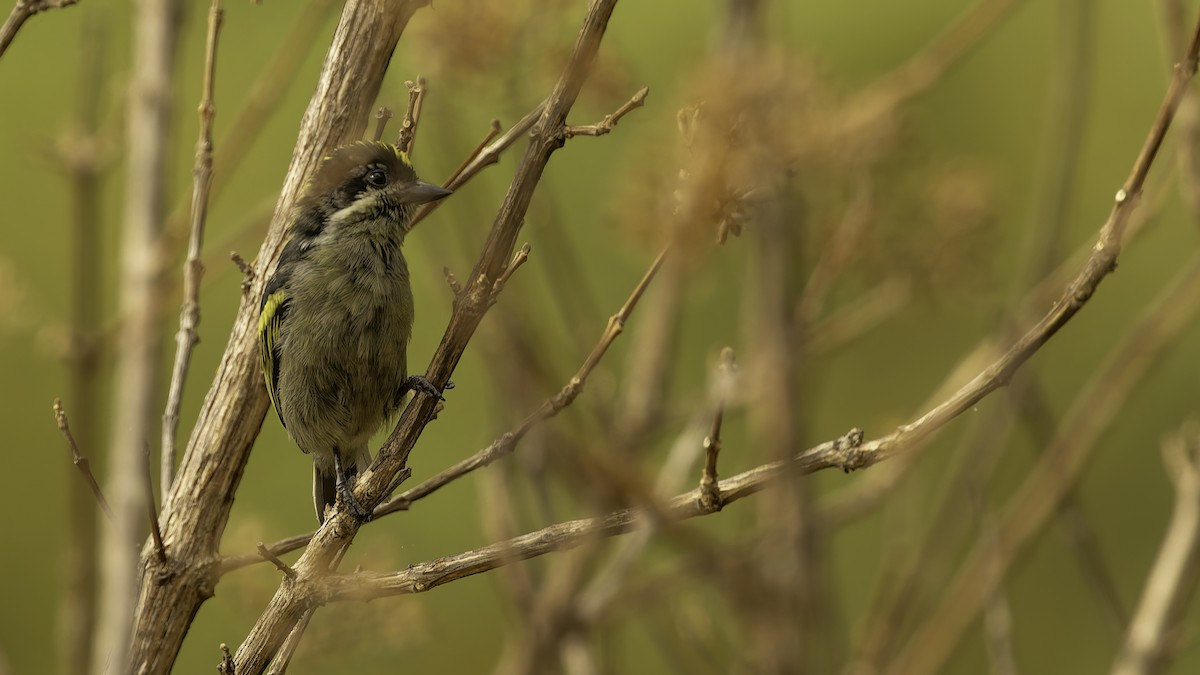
258,141,452,522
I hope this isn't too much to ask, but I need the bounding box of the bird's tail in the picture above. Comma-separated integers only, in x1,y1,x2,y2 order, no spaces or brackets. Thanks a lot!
313,444,372,522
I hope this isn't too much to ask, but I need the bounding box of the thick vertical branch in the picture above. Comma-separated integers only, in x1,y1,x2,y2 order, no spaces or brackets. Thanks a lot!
126,2,430,674
93,0,181,672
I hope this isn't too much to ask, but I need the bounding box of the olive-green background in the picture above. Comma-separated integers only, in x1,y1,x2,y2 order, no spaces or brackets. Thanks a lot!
2,0,1199,673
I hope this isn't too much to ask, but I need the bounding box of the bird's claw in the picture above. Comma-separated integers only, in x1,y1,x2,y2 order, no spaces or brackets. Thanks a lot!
404,375,453,401
335,476,373,522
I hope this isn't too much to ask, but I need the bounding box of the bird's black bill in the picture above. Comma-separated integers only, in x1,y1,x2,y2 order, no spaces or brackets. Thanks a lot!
400,180,453,205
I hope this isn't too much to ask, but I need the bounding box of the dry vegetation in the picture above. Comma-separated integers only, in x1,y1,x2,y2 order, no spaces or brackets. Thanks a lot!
5,0,1200,673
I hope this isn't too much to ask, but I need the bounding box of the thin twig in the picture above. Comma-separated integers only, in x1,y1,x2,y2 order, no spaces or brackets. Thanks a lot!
230,251,254,293
256,544,295,580
0,0,79,60
161,0,223,503
144,444,166,563
491,244,532,300
371,106,392,142
302,432,865,604
446,119,502,186
160,0,340,253
832,8,1200,475
53,399,113,520
562,85,649,139
408,105,544,231
888,252,1200,675
850,0,1026,119
396,76,426,155
699,347,735,510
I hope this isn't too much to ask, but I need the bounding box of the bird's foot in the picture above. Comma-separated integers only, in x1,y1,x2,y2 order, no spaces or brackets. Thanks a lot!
332,451,373,522
403,375,453,401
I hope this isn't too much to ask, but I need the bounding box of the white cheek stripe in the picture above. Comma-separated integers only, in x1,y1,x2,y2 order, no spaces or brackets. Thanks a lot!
328,195,376,228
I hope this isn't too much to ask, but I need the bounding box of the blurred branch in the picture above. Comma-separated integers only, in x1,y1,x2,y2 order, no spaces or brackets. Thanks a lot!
888,252,1200,675
161,0,223,503
395,75,426,155
371,105,392,142
96,0,182,668
0,0,78,59
828,9,1200,475
854,0,1026,115
1110,426,1200,675
161,0,340,250
1012,375,1128,631
1159,0,1200,232
408,103,545,231
53,12,107,674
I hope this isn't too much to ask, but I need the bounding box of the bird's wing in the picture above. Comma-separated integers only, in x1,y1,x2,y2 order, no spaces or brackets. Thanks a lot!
258,239,306,428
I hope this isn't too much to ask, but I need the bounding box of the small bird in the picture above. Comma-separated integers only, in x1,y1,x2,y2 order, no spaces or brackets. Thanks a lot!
258,141,452,522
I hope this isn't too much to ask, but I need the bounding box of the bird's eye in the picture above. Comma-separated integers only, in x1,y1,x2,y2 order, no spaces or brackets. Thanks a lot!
365,169,388,187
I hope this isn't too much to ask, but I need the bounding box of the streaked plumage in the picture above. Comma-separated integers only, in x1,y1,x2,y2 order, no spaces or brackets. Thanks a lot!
259,142,451,521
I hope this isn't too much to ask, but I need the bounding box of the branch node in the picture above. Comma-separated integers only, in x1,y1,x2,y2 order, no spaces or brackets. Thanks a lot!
444,266,462,296
834,427,868,472
218,643,235,675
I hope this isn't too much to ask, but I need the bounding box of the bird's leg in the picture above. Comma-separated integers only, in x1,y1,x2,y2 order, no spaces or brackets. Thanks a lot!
332,447,372,522
401,375,454,401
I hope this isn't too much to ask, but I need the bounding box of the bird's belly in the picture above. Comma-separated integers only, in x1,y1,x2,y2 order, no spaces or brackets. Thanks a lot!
276,288,411,455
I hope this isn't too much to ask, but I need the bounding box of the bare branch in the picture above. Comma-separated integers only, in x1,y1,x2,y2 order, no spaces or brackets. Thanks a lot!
836,9,1200,475
371,106,392,142
53,399,112,521
395,76,426,155
303,433,864,605
888,252,1200,675
143,445,166,564
162,0,223,503
407,106,543,231
0,0,79,60
561,85,649,139
699,347,735,510
256,544,295,580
